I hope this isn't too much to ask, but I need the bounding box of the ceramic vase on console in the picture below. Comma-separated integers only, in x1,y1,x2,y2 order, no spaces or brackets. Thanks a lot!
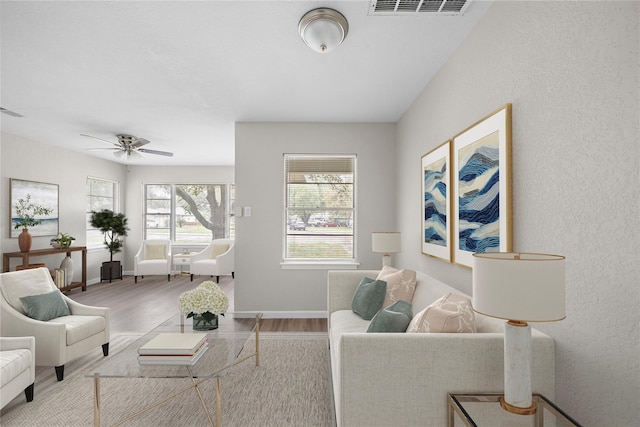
18,229,32,253
60,256,74,287
192,312,219,331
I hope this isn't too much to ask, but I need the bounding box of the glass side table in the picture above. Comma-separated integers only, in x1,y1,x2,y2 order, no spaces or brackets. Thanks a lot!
448,393,583,427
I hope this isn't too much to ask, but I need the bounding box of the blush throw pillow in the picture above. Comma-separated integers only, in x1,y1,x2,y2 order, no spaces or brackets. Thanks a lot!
376,266,417,307
20,290,71,321
367,300,413,333
407,293,477,333
351,277,387,321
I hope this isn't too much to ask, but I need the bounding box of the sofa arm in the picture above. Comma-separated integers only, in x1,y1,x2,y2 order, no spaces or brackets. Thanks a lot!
0,336,35,353
336,331,555,427
327,270,380,314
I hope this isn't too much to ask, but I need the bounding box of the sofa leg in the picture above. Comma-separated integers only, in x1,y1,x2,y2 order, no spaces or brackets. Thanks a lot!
55,365,64,381
102,342,109,356
190,274,194,281
24,383,34,402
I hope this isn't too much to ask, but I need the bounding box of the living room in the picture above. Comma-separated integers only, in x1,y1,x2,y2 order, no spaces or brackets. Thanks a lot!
1,1,638,426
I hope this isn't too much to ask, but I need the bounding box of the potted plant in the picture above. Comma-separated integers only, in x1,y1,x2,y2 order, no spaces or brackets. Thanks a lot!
50,232,75,249
89,209,129,282
13,194,54,252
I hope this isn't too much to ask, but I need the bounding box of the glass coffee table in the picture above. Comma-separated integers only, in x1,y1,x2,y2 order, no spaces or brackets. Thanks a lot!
86,313,261,427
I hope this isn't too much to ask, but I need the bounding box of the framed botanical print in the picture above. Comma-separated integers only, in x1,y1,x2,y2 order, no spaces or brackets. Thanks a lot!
452,104,512,267
421,141,452,262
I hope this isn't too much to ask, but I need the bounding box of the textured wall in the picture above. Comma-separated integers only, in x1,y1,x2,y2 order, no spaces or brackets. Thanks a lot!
396,1,639,425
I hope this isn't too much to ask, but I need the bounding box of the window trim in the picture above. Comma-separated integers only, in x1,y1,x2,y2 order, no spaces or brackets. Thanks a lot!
86,177,118,250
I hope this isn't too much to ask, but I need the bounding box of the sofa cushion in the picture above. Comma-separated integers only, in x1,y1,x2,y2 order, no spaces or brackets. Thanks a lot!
351,277,387,321
407,293,477,333
0,268,55,314
145,244,166,260
367,300,413,333
211,243,229,258
19,290,71,321
48,315,107,346
0,349,32,387
376,266,417,307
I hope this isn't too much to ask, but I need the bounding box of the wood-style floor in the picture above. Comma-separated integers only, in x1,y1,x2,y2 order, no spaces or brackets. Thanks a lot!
66,273,327,334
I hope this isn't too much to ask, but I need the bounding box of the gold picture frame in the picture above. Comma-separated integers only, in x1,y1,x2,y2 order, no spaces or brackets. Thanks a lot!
452,104,512,267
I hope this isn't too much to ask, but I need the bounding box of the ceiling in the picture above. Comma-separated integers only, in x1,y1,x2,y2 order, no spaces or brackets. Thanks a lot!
0,1,492,166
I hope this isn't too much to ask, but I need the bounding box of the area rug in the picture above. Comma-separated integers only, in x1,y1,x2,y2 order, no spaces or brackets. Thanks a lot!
0,333,333,427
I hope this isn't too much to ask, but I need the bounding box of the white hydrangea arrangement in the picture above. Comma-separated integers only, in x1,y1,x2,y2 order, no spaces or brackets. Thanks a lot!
178,281,229,320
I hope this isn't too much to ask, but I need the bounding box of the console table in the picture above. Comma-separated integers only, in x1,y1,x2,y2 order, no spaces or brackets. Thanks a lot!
3,246,87,292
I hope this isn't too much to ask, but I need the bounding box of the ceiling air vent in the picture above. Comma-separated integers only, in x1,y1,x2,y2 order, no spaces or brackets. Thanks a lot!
369,0,472,15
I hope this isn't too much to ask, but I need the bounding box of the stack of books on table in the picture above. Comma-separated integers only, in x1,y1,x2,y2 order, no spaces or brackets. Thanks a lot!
138,333,208,365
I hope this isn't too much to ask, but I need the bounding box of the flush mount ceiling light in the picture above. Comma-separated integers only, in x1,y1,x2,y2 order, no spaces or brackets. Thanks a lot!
298,8,348,53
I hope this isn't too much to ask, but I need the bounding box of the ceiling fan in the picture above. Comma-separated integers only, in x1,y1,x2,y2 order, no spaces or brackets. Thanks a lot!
81,133,173,159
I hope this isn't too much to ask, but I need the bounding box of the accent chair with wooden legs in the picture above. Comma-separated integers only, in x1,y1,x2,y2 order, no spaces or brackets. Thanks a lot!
0,268,110,381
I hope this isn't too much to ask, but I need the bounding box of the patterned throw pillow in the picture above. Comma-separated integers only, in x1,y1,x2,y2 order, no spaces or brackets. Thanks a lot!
376,266,417,307
407,293,477,333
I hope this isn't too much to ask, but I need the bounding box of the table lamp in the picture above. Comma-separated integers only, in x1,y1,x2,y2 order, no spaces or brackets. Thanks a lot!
472,252,565,415
372,232,401,267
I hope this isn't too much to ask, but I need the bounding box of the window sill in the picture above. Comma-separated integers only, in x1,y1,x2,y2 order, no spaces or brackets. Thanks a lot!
281,260,360,270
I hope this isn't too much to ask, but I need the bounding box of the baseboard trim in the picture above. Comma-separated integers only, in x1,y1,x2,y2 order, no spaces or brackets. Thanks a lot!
234,311,327,319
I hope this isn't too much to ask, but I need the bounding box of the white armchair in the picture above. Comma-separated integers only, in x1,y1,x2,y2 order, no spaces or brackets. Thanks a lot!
0,268,109,381
0,336,35,408
190,239,235,283
134,239,172,284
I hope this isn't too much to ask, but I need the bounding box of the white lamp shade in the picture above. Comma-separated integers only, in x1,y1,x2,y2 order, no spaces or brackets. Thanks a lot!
472,252,565,322
372,232,401,254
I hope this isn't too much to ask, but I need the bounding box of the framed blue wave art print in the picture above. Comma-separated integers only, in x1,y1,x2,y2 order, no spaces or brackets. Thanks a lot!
421,141,452,262
452,104,512,268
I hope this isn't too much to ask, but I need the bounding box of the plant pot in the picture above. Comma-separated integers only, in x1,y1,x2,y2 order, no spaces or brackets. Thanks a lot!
100,261,122,283
18,229,32,252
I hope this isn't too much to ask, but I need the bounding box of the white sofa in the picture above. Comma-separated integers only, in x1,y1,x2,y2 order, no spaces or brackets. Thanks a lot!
0,336,35,409
327,269,556,427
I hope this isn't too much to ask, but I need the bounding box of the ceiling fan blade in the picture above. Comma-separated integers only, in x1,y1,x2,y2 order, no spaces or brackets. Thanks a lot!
86,147,120,151
131,137,150,148
80,133,120,147
139,148,174,157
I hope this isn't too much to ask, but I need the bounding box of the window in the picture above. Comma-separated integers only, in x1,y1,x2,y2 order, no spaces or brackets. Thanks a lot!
86,177,117,249
284,154,355,262
144,183,235,243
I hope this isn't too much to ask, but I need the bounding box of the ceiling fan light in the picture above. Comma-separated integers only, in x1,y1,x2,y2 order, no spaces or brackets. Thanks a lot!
299,8,348,53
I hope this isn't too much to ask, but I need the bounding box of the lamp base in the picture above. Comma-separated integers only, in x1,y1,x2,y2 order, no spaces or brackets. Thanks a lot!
499,396,537,415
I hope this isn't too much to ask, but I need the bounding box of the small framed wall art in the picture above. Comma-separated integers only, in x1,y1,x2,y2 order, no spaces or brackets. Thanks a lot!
452,104,512,267
421,140,452,262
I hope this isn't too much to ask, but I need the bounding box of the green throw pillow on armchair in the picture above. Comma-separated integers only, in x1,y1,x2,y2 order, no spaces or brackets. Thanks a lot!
367,300,413,333
351,277,387,320
20,290,71,321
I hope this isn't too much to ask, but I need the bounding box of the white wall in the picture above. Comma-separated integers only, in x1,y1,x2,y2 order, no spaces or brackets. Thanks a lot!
1,132,127,283
234,122,396,316
122,165,234,272
396,1,639,425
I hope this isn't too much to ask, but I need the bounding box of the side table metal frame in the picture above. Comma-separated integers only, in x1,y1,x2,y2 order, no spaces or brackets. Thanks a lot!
448,393,583,427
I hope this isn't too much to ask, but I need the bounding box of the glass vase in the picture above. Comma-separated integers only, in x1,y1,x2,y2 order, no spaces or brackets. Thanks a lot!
192,312,218,331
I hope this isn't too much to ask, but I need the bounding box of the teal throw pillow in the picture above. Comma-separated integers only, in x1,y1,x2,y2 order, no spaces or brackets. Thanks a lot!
367,300,413,333
351,277,387,320
20,290,71,321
